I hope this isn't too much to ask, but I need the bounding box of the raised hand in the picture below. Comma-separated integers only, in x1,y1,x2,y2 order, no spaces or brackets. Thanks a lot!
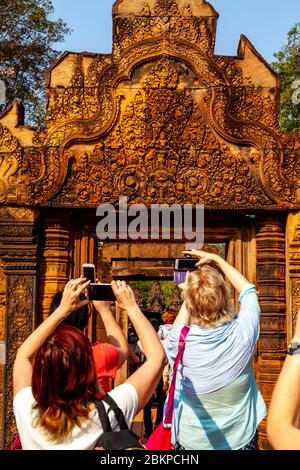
111,280,137,311
182,249,219,268
60,278,90,314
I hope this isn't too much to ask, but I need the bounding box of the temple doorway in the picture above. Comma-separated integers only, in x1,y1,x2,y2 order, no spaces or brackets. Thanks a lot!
40,209,257,384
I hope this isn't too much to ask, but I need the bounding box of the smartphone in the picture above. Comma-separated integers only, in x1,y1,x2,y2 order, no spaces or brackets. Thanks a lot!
88,283,116,301
174,258,198,271
82,263,96,283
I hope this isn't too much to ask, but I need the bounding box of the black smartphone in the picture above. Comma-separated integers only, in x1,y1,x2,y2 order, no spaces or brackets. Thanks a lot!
174,258,198,271
82,263,96,283
88,283,116,301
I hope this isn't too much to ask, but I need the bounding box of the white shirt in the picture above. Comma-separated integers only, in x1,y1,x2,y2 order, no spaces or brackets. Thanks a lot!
13,383,138,450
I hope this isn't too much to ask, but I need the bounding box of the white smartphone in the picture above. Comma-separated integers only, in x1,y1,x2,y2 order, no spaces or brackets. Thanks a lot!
82,263,96,283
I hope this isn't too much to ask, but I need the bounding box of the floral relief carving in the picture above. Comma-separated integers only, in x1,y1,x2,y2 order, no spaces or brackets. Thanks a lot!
4,275,34,447
292,280,300,333
113,1,214,56
51,58,272,207
0,125,22,203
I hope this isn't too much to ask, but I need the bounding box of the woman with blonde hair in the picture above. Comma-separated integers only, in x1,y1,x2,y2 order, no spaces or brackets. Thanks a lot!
165,250,266,450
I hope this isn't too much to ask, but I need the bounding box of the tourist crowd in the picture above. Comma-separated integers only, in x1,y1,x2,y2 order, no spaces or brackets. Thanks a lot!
12,250,300,450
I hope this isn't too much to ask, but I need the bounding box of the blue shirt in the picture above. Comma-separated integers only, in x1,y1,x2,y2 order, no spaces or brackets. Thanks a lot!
165,284,266,449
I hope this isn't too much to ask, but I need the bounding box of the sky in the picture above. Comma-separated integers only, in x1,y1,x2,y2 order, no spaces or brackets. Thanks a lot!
50,0,300,62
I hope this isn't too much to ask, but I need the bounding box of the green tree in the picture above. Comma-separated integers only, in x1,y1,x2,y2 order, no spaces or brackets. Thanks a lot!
271,23,300,132
0,0,71,125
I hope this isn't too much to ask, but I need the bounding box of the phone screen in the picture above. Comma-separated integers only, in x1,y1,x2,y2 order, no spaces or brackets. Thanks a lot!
88,284,116,301
83,264,96,283
174,258,198,271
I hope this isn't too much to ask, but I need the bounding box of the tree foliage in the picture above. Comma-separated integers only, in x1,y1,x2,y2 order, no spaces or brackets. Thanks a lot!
0,0,71,125
271,23,300,132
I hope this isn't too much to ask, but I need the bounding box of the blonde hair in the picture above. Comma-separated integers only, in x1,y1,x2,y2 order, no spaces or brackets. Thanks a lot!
184,266,234,328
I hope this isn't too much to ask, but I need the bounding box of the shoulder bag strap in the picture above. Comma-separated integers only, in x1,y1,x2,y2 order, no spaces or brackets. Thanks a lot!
98,394,129,431
164,325,190,425
95,396,112,432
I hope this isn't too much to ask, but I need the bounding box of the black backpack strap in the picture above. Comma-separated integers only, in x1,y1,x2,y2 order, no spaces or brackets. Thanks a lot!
94,397,112,432
98,394,129,431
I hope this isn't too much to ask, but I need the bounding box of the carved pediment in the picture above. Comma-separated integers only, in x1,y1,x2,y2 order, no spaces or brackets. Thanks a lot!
50,58,273,208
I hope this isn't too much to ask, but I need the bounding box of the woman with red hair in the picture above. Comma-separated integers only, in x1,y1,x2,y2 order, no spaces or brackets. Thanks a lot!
13,278,165,449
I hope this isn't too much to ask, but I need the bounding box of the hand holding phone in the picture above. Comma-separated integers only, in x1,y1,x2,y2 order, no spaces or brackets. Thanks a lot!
111,280,137,311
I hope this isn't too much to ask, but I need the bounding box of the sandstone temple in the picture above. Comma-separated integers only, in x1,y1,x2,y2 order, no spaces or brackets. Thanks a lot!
0,0,299,448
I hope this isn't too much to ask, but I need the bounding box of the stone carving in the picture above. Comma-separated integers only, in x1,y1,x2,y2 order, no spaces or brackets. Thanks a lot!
256,218,286,449
0,124,22,203
286,214,300,339
45,55,114,146
292,280,300,332
0,0,297,209
113,0,216,56
0,206,35,222
4,275,34,448
169,285,182,311
147,281,165,313
50,58,274,207
37,213,70,320
0,0,298,450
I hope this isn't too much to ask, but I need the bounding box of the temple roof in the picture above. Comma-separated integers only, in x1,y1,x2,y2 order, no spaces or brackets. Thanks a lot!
113,0,219,18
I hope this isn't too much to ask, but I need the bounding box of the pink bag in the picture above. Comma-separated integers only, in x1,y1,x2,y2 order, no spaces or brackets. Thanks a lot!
145,422,172,450
145,326,190,450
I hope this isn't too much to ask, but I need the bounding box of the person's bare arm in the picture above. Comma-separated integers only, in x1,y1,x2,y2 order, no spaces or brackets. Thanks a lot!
172,302,189,328
93,300,129,368
183,250,250,293
111,280,166,413
13,278,90,397
267,310,300,450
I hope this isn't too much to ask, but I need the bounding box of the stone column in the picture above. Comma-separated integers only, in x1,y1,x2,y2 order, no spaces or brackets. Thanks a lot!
38,211,71,322
256,216,286,449
0,207,39,449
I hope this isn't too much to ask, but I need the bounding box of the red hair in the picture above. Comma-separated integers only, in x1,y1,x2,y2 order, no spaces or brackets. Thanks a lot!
32,325,99,442
162,310,177,324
